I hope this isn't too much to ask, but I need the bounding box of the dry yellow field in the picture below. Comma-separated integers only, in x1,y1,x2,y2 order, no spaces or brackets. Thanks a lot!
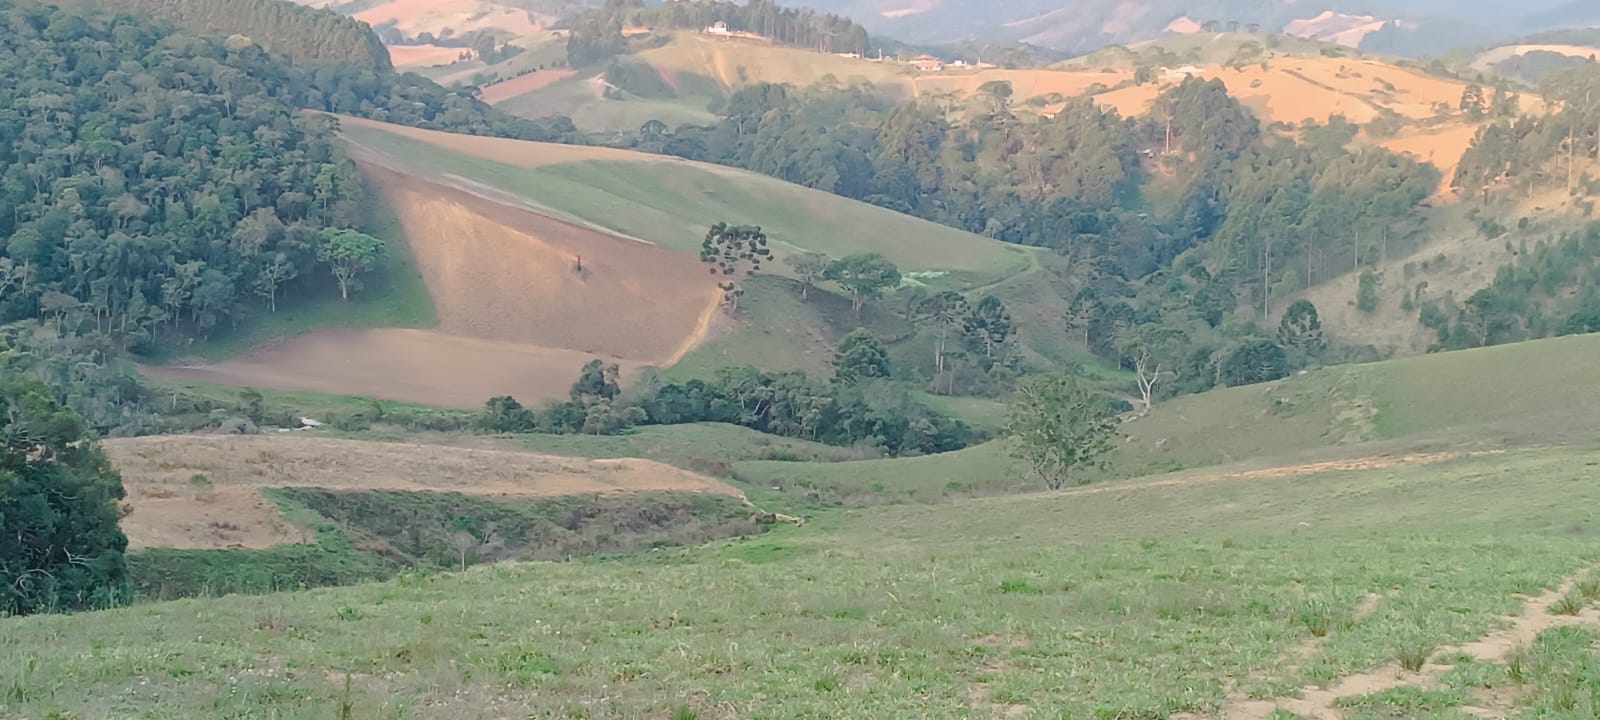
386,44,468,68
107,435,742,550
355,0,547,38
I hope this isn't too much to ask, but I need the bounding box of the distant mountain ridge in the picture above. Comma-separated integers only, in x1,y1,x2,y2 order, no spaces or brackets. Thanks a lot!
795,0,1590,56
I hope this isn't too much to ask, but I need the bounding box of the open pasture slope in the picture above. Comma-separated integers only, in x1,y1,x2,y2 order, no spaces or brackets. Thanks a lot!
335,115,1032,277
9,439,1600,717
736,332,1600,502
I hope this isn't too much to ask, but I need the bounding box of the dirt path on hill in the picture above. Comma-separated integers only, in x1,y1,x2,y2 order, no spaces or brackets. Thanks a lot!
1215,565,1600,720
1060,451,1485,500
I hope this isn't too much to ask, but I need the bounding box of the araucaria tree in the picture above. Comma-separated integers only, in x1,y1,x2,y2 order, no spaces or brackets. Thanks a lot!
1006,374,1118,490
825,254,902,316
1277,299,1324,353
316,229,387,301
0,380,130,615
962,296,1015,360
914,290,969,379
700,223,772,312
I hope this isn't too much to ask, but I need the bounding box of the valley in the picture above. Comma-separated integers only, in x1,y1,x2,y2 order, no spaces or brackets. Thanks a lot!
6,0,1600,718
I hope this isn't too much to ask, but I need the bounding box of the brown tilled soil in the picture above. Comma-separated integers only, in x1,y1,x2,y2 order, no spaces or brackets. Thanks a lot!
108,434,744,550
144,328,655,409
480,69,578,104
367,165,719,361
153,162,719,408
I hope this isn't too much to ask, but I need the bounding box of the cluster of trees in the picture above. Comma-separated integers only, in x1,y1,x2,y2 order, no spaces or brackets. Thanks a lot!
567,0,871,68
479,360,977,456
1455,61,1600,200
1418,222,1600,350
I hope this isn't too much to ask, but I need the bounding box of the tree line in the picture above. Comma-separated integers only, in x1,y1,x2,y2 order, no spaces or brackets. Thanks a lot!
479,358,978,457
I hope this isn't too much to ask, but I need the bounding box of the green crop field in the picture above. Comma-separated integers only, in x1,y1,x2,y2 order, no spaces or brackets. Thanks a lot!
9,441,1600,718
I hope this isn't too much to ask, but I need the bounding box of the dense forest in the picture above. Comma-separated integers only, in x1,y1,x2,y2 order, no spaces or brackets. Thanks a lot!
627,76,1439,394
0,0,580,351
98,0,391,71
567,0,871,68
0,0,371,350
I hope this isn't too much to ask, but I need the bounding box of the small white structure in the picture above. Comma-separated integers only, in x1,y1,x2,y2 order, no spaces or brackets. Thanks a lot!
705,20,730,35
909,54,944,71
1160,65,1206,81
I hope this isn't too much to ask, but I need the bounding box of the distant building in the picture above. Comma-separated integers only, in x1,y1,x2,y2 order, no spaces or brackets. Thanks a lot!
1160,65,1205,81
706,21,729,35
909,54,944,71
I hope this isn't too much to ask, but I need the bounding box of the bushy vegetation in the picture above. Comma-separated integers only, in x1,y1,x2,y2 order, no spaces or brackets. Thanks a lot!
0,380,129,615
481,361,978,456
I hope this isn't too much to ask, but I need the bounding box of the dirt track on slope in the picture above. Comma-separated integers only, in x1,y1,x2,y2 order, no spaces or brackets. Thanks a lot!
109,434,744,550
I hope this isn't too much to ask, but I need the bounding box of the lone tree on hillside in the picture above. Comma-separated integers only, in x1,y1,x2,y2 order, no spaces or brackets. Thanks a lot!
1277,299,1325,353
1459,84,1486,121
1006,374,1118,490
785,251,831,300
315,228,386,301
833,327,891,384
825,253,901,316
699,223,772,312
1115,323,1182,415
1,380,130,615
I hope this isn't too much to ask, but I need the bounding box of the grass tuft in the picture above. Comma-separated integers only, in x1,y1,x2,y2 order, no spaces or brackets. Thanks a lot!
1396,641,1433,672
1576,577,1600,601
998,580,1045,595
1296,600,1339,638
1551,591,1585,616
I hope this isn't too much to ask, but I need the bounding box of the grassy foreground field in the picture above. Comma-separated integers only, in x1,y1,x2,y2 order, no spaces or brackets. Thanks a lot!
8,441,1600,718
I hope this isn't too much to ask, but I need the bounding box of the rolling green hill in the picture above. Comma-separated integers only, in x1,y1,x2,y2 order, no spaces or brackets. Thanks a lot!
735,331,1600,502
11,429,1600,717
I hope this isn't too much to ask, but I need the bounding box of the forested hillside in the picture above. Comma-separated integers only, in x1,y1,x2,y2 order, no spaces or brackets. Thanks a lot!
0,0,372,352
96,0,391,71
625,76,1438,395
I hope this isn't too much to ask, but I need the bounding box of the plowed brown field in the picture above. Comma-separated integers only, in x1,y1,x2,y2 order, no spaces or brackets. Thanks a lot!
108,435,743,549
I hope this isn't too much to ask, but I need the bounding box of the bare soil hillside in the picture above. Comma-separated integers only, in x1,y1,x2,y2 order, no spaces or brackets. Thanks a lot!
108,434,743,550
